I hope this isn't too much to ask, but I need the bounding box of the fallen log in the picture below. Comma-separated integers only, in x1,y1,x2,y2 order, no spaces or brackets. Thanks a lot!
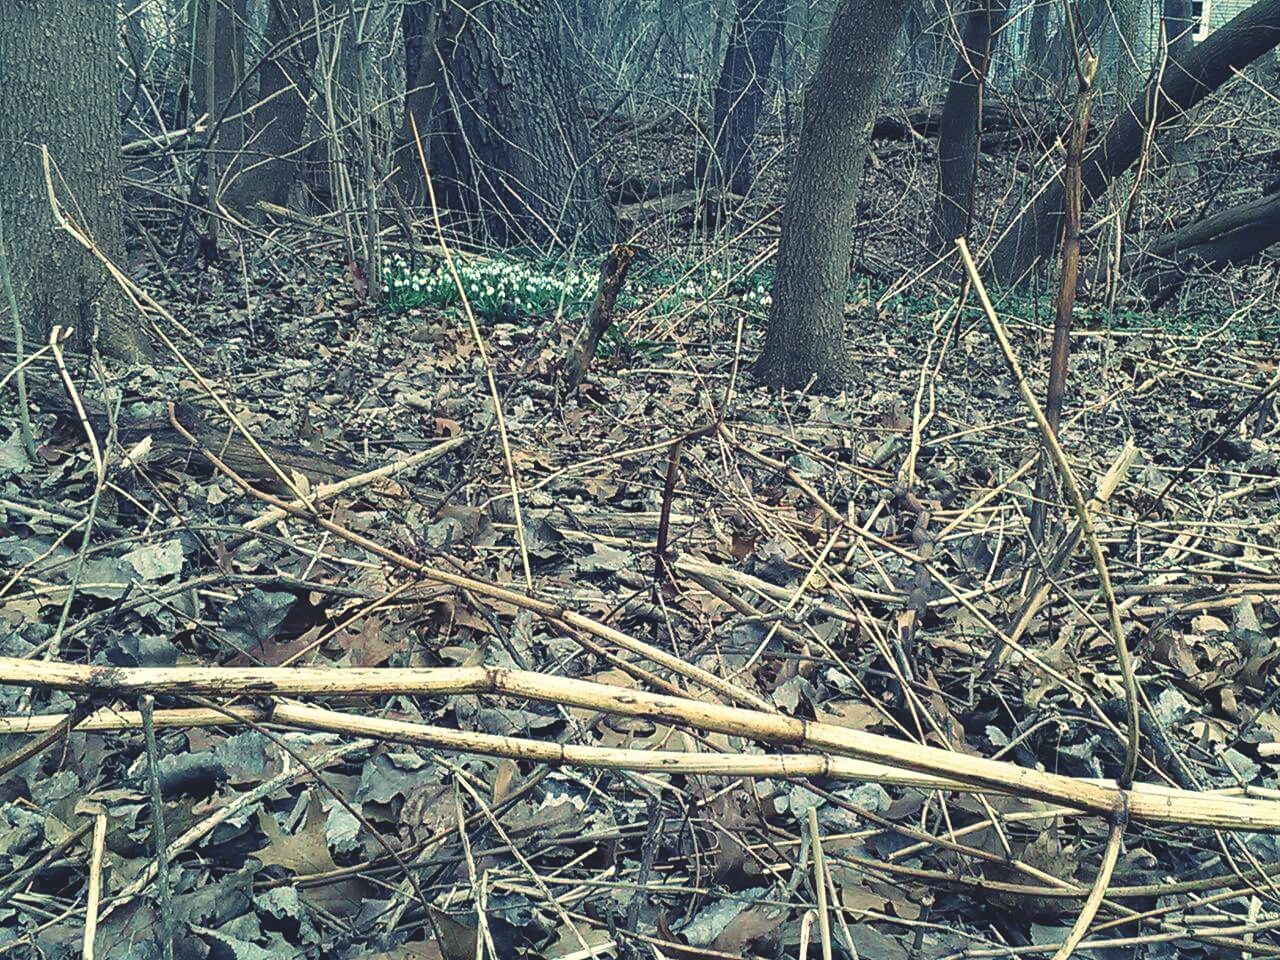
1141,191,1280,303
12,365,357,492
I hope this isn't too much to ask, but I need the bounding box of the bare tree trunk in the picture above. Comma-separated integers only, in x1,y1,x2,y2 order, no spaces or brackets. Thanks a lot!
391,0,444,204
0,0,147,360
224,0,321,211
991,0,1280,284
434,0,615,249
194,0,248,217
755,0,912,391
707,0,785,196
931,0,1009,249
1022,0,1055,92
1108,0,1147,101
1162,0,1196,60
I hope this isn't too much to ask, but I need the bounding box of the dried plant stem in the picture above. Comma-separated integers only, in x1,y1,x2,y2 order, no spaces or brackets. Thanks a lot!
81,805,108,960
138,696,175,960
955,237,1141,788
1050,817,1125,960
242,432,466,530
409,113,534,589
167,402,771,711
1033,50,1099,542
807,807,833,960
3,661,1278,831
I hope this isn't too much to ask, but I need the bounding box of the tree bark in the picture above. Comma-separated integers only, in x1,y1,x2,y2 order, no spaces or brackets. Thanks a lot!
707,0,785,196
433,0,615,249
1106,0,1147,101
931,0,1009,249
1162,0,1196,60
193,0,248,203
991,0,1280,285
223,0,320,211
0,0,147,360
1022,0,1055,92
755,0,913,391
1141,190,1280,300
391,1,444,204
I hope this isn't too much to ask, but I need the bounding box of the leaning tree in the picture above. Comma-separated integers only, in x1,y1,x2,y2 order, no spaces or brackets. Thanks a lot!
0,0,147,360
991,0,1280,284
756,0,913,390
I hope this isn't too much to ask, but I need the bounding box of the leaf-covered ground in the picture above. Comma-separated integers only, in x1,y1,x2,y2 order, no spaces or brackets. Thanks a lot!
2,207,1280,960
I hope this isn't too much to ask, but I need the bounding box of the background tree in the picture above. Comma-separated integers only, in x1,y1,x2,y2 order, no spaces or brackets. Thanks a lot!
1163,0,1197,58
391,0,445,203
931,0,1009,249
756,0,913,390
224,0,322,210
193,0,248,246
706,0,785,196
0,0,147,359
432,0,615,249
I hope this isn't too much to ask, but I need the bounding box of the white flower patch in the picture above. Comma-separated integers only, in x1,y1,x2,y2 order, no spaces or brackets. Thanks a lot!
382,254,598,320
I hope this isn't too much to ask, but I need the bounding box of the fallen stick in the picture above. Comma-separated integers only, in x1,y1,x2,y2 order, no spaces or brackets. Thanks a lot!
4,660,1280,831
242,432,466,530
169,403,774,713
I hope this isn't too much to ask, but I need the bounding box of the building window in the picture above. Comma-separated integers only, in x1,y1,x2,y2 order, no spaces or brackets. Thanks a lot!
1193,0,1212,40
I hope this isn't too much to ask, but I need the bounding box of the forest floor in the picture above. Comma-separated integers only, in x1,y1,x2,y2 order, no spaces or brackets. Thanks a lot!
3,131,1280,958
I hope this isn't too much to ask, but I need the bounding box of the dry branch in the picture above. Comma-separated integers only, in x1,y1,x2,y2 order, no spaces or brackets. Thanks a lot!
4,659,1280,831
561,243,638,391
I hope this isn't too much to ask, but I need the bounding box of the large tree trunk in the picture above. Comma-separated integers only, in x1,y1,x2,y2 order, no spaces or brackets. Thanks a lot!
223,0,320,211
1021,0,1055,92
755,0,912,391
0,0,147,360
707,0,785,196
991,0,1280,285
1107,0,1148,102
1163,0,1197,59
433,0,615,249
931,0,1009,249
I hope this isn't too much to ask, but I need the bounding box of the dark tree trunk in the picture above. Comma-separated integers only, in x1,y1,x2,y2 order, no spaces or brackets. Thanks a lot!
1108,0,1147,101
992,0,1280,284
391,1,444,204
193,0,248,185
1141,191,1280,300
434,0,615,249
931,0,1009,249
1022,0,1054,91
224,0,320,210
0,0,147,360
707,0,785,196
755,0,912,391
